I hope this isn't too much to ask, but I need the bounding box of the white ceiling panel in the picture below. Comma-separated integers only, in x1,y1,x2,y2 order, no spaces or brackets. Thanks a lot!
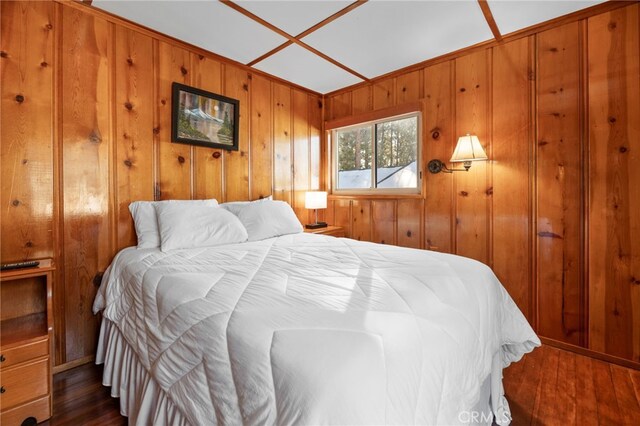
237,0,353,36
93,0,287,64
488,0,605,35
303,0,494,78
253,43,363,93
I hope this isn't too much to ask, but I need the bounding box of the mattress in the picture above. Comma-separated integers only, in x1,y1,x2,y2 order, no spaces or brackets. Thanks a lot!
93,233,540,425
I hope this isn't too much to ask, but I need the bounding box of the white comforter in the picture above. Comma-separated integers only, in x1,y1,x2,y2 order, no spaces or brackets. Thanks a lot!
94,233,539,425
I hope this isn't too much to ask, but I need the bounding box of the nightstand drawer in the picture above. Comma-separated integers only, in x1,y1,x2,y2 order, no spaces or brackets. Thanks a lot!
0,358,49,410
0,395,50,426
0,338,48,370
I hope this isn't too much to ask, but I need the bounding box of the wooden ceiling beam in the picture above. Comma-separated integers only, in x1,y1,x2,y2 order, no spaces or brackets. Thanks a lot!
220,0,370,82
478,0,502,41
248,1,368,67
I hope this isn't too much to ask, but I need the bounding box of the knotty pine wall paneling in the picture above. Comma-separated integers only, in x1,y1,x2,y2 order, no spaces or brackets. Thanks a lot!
323,3,640,365
249,73,273,201
192,54,224,202
587,5,640,363
273,83,292,204
292,89,310,222
60,6,112,362
114,26,154,250
491,37,533,322
222,65,250,202
0,0,322,368
423,61,454,253
454,49,491,266
371,200,396,245
156,41,191,200
0,1,55,262
536,23,584,345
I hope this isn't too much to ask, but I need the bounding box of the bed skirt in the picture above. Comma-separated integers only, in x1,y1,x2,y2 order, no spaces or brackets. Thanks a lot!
96,319,190,426
96,317,509,425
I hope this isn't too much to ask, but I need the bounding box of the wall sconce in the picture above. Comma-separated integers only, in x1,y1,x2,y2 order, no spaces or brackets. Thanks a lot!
428,134,488,173
304,191,328,229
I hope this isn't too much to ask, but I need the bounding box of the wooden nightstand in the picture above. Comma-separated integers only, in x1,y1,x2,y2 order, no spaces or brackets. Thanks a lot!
0,260,54,426
304,225,345,238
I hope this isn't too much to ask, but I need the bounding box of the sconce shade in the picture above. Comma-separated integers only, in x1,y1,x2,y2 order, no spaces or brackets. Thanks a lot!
450,134,488,163
305,191,327,209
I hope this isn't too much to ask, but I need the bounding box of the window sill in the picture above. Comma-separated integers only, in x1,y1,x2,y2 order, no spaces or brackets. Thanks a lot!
329,193,424,200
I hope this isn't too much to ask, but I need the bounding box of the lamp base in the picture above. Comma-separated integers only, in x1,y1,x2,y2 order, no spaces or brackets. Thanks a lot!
305,222,327,229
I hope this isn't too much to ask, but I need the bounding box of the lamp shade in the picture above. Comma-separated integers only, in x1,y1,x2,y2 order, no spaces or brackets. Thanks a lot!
450,134,488,163
305,191,327,209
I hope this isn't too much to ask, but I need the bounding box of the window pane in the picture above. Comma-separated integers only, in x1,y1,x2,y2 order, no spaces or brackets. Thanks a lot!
336,126,372,189
375,117,418,189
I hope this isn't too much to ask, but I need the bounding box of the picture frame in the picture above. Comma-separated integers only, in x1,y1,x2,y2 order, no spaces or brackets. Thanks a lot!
171,82,239,151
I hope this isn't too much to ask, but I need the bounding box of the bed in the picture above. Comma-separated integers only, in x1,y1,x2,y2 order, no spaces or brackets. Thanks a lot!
93,225,539,425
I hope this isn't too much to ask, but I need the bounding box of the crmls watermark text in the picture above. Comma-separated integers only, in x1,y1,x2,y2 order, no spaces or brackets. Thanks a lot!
458,410,510,424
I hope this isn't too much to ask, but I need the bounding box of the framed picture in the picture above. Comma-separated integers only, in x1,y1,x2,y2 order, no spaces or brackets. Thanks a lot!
171,82,239,151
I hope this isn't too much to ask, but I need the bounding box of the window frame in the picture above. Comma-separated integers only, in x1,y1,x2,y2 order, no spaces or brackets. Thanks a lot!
331,111,422,195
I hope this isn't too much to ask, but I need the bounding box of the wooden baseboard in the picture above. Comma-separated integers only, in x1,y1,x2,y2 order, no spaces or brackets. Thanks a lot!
540,337,640,371
52,355,95,375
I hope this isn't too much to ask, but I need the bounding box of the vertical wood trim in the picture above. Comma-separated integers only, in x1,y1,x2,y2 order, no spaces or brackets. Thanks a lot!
53,1,65,366
108,21,117,257
530,34,538,332
579,18,590,350
579,19,589,349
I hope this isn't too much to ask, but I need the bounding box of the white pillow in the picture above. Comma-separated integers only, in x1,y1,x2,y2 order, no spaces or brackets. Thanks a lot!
220,196,272,216
235,200,303,241
129,199,218,249
155,202,247,252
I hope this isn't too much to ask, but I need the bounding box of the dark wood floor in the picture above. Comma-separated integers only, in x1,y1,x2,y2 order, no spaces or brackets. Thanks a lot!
43,345,639,425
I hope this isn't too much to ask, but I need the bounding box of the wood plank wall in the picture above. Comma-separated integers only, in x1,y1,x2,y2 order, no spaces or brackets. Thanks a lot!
0,1,322,367
324,4,640,365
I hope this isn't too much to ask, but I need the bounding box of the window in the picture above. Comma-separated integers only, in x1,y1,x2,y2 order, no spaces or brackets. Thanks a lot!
333,112,420,193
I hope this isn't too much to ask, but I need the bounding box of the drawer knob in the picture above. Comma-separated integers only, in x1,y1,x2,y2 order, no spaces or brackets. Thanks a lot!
0,386,5,393
0,354,4,362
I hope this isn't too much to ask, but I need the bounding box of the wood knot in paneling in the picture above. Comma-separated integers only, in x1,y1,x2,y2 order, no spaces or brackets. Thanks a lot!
15,94,24,103
459,88,466,92
247,74,253,80
123,159,133,168
124,101,133,111
177,155,186,164
631,277,640,285
22,159,28,165
486,187,493,196
212,151,221,159
538,140,549,146
126,57,134,66
608,21,617,31
619,146,628,153
161,99,166,105
25,240,33,248
608,116,616,124
528,70,535,81
550,47,559,52
153,127,160,135
406,230,412,238
401,86,407,92
89,130,102,143
431,129,440,140
0,51,8,58
45,23,53,30
242,83,249,91
11,199,20,207
317,100,322,108
538,231,563,239
460,191,469,197
93,273,104,287
40,61,48,68
180,66,188,76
